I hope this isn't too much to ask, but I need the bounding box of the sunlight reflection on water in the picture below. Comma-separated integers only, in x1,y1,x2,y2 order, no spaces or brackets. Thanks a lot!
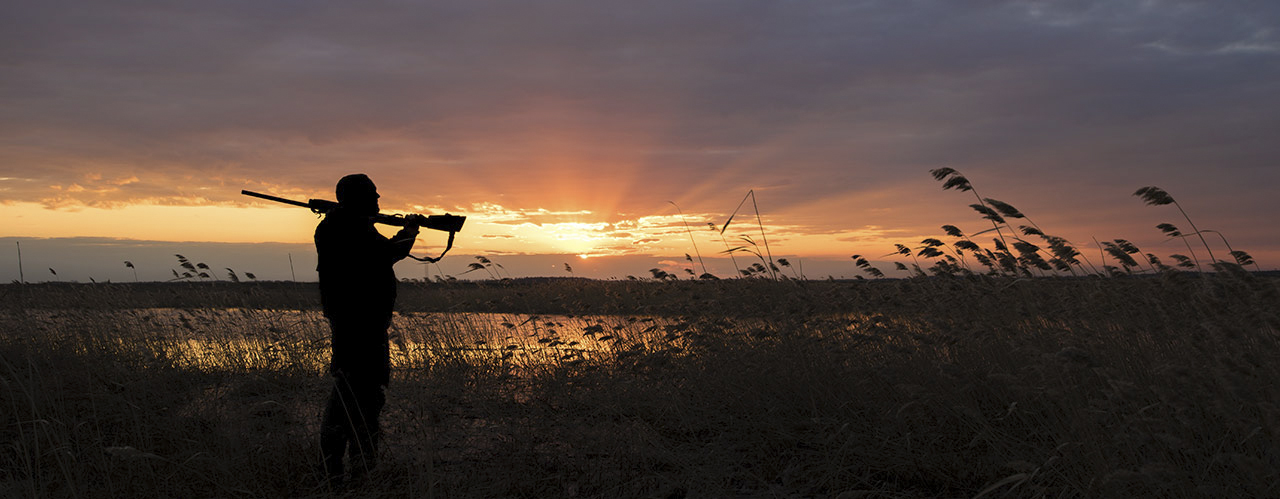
8,308,690,373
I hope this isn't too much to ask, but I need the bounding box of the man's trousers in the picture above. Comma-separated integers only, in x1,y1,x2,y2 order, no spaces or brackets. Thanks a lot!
320,371,385,483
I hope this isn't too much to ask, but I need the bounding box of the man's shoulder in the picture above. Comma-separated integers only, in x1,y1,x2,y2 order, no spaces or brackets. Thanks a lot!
318,210,369,229
316,210,383,244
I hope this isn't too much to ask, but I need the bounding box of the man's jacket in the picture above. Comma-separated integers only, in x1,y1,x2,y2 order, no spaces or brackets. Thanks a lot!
314,207,417,381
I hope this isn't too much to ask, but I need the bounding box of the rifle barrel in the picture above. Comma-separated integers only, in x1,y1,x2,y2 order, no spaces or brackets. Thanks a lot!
241,190,311,208
240,189,464,233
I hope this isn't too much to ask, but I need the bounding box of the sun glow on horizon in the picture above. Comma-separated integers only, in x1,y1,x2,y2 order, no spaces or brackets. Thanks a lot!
3,195,1028,268
2,201,319,243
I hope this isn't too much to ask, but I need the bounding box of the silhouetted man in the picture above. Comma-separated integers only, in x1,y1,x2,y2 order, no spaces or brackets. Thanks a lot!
315,173,423,486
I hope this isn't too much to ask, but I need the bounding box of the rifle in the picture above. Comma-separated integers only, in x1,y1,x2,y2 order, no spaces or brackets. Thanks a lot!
241,189,465,262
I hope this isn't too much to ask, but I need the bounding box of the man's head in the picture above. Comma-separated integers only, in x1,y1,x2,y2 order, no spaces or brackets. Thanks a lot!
336,173,380,214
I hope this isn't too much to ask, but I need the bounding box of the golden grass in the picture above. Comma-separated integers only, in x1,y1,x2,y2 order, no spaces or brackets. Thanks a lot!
2,274,1278,497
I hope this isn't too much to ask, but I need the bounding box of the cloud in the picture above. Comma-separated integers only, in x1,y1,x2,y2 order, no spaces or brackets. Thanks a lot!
1,0,1277,264
470,203,598,226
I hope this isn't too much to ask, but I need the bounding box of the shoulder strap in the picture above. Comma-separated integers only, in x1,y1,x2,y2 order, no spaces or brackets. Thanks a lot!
406,230,457,263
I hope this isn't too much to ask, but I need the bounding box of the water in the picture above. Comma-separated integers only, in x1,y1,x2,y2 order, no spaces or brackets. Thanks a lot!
3,308,688,373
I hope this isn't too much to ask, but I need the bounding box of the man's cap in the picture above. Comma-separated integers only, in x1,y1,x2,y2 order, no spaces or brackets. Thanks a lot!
336,173,378,203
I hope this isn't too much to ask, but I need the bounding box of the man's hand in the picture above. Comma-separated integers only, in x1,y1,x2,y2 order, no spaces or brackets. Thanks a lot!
390,214,424,246
403,214,428,229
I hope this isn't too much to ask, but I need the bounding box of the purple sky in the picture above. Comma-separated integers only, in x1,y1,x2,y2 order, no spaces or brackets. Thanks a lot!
2,1,1278,280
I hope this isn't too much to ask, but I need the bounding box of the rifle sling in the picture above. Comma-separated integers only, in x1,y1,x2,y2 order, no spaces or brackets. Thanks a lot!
407,230,456,263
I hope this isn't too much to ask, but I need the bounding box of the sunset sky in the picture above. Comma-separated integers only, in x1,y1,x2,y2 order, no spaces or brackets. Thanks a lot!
3,1,1278,282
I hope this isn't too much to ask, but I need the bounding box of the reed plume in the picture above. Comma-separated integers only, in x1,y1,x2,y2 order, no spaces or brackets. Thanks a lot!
931,168,1012,254
1135,186,1217,267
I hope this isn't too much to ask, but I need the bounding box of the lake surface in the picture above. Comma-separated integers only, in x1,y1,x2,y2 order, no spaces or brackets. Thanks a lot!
3,308,693,373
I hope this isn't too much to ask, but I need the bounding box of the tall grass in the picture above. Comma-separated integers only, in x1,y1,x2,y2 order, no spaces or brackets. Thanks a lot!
719,189,779,280
3,275,1278,497
872,172,1257,278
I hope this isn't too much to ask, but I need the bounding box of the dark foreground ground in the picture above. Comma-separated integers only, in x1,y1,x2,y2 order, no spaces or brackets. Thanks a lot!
2,274,1278,497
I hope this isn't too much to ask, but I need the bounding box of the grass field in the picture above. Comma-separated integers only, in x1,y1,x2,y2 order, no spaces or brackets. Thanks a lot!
2,274,1278,498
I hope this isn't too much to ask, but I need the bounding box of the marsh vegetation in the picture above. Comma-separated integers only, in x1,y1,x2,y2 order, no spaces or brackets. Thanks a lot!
2,273,1278,498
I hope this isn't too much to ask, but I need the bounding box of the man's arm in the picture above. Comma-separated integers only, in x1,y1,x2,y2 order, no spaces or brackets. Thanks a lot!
385,215,423,263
